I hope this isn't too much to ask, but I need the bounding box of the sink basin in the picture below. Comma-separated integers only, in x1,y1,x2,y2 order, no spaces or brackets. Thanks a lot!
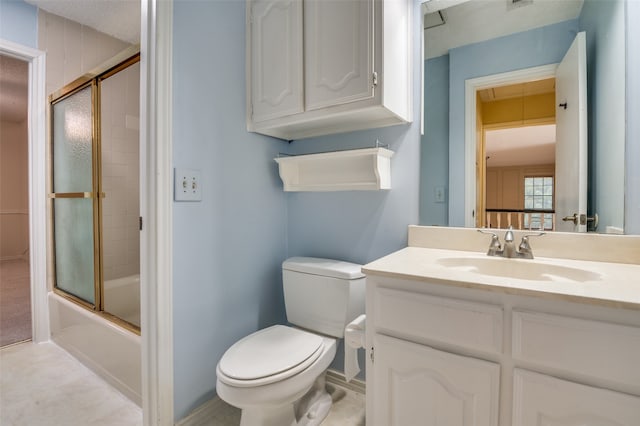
436,257,602,282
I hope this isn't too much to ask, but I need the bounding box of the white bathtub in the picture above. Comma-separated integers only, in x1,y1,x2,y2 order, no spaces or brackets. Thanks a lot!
104,274,140,328
48,292,141,405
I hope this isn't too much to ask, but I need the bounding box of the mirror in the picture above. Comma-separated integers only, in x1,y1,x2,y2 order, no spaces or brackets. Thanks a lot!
419,0,627,234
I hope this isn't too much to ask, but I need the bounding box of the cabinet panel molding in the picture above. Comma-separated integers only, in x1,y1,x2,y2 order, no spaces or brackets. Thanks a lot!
304,0,373,110
375,287,503,354
513,310,640,388
374,334,500,426
513,369,640,425
250,0,304,122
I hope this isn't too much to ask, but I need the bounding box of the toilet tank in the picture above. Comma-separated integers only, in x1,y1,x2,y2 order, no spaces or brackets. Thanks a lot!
282,257,365,338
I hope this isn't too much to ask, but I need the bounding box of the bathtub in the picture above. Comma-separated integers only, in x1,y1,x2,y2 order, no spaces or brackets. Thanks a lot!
104,274,141,328
48,292,141,405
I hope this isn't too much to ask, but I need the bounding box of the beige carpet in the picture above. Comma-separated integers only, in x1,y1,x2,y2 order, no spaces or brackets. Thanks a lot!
0,259,31,347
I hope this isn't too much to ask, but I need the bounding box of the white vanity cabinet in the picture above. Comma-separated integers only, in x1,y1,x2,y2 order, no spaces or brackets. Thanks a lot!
364,275,640,426
246,0,412,140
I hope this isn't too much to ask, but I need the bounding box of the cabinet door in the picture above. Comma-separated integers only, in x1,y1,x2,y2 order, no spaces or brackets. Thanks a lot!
250,0,304,122
373,334,500,426
513,369,640,426
304,0,374,111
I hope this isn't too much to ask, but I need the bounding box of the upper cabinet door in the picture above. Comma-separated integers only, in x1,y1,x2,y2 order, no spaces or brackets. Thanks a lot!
304,0,374,111
250,0,304,123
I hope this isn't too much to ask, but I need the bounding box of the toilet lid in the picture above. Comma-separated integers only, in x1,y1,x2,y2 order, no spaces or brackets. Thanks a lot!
218,325,323,382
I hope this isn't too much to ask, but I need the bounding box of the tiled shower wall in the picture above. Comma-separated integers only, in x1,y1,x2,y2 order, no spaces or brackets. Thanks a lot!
38,10,129,97
100,63,140,281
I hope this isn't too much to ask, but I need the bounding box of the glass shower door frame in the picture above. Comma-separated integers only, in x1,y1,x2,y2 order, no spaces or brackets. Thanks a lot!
50,79,103,311
49,49,140,333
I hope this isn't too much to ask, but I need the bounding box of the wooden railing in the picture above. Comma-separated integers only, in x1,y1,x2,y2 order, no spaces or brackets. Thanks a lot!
485,209,555,231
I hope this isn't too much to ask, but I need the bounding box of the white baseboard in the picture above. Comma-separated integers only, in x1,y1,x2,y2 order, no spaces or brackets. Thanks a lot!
326,369,366,395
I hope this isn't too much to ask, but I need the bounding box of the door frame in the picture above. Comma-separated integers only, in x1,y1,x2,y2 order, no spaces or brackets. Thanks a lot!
0,39,49,343
2,1,175,423
141,0,174,424
464,64,558,227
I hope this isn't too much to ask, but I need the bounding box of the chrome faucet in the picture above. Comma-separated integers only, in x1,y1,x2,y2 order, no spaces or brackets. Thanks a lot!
478,227,545,259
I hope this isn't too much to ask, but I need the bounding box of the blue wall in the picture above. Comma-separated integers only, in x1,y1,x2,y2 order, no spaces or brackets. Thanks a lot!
626,0,640,234
285,0,422,375
172,0,420,416
0,0,38,48
580,0,626,232
172,0,289,419
447,19,579,225
420,54,449,226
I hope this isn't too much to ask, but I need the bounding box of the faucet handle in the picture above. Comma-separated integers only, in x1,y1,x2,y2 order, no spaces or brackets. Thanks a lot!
521,231,546,240
477,229,501,256
518,232,545,258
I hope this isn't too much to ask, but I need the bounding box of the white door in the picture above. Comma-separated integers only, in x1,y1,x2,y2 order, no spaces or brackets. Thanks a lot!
304,0,374,111
250,0,304,123
373,334,500,426
513,369,640,425
555,31,588,232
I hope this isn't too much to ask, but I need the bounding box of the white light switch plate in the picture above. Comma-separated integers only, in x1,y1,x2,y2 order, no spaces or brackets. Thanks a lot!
174,168,202,201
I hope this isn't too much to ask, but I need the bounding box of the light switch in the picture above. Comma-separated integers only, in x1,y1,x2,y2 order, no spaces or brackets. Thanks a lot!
174,168,202,201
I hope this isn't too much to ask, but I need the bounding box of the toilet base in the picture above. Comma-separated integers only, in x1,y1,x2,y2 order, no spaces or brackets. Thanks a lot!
238,373,333,426
295,373,332,426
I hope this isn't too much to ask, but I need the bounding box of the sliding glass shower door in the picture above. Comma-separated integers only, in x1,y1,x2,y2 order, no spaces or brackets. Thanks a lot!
51,84,99,306
50,50,140,332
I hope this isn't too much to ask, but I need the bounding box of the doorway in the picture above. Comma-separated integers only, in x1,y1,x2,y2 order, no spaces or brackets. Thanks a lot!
476,78,557,230
0,54,31,347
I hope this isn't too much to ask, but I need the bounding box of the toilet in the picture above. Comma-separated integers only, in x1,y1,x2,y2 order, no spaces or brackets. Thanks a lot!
215,257,365,426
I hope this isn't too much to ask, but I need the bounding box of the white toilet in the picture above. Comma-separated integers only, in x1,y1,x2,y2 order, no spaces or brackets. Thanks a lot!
215,257,365,426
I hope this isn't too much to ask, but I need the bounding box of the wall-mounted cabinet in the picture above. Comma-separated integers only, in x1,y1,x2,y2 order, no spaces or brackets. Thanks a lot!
246,0,412,141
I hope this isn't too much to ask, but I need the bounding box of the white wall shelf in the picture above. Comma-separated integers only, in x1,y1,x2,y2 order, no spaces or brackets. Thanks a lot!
275,147,394,192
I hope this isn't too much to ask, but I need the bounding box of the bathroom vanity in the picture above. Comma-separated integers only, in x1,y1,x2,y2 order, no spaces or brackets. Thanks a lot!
363,226,640,426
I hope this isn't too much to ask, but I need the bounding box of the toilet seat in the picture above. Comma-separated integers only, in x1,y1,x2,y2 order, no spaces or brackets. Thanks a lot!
217,325,324,388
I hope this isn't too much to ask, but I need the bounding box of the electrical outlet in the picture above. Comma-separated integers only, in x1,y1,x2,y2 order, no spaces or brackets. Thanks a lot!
434,186,445,203
174,168,202,201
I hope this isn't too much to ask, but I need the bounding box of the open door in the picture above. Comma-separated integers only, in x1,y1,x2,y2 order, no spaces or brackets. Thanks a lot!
555,31,587,232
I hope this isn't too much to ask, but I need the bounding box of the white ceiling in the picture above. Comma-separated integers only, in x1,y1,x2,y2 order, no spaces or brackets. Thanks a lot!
424,0,584,58
24,0,140,44
485,124,556,167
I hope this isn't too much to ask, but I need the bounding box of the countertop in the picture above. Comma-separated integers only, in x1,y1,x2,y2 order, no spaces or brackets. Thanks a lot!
363,246,640,310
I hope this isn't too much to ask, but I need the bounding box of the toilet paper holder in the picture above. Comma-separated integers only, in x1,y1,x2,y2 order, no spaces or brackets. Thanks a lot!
344,315,366,382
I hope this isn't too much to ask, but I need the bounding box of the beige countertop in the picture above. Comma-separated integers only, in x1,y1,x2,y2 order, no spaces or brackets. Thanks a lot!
363,226,640,310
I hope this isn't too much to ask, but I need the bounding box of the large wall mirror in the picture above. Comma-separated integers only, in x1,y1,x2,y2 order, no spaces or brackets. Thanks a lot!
419,0,629,234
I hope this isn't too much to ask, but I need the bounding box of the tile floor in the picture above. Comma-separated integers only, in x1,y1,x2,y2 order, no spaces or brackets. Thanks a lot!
0,341,142,426
1,340,365,425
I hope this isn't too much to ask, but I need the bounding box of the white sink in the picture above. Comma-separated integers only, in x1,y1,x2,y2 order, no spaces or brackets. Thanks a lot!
436,256,602,283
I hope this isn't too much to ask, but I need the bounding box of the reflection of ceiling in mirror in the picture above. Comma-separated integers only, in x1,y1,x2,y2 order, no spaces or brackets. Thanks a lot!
478,78,555,102
485,124,555,167
424,0,584,58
